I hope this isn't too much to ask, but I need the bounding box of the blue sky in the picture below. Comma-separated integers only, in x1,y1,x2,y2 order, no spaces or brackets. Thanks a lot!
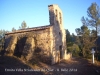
0,0,100,35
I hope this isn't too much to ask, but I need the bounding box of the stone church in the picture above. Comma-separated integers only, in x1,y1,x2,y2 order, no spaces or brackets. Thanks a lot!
4,4,68,64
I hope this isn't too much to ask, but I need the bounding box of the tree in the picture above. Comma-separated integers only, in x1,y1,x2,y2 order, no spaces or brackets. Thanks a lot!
66,29,71,43
71,33,77,43
66,29,74,47
0,30,7,40
66,29,78,54
87,2,100,36
75,17,94,57
0,30,9,51
87,3,100,43
12,27,16,32
72,44,80,56
19,21,28,29
86,2,100,58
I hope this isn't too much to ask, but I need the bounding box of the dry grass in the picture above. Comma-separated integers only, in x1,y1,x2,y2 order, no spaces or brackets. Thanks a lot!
87,58,100,66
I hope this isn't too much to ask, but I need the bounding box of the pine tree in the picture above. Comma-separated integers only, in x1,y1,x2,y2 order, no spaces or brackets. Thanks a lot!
19,21,28,29
86,2,100,59
12,27,16,32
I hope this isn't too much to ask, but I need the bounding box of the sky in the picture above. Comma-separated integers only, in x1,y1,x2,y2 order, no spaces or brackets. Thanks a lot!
0,0,100,35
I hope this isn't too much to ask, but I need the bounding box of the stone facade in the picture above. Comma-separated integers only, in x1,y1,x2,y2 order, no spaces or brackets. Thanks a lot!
4,4,68,64
48,4,67,63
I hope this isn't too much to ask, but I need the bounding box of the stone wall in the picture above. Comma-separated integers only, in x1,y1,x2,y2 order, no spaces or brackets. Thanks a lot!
5,35,17,56
5,27,53,64
21,37,35,61
48,4,67,64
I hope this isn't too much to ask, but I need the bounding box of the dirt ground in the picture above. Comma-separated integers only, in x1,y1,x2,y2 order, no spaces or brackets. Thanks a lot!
38,57,100,75
0,56,100,75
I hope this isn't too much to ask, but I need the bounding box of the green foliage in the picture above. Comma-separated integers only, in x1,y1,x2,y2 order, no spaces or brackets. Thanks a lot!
66,29,77,46
12,27,16,32
72,44,80,56
19,21,28,29
75,18,94,58
0,30,7,39
76,2,100,58
67,44,80,57
87,3,100,26
66,29,80,57
87,3,100,60
66,29,71,43
66,29,77,44
0,30,9,51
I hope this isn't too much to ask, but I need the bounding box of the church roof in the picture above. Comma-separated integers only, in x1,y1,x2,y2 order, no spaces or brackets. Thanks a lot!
5,25,52,35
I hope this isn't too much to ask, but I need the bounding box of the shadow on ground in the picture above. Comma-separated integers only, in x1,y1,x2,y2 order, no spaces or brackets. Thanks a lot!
0,56,100,75
0,56,44,75
51,57,100,75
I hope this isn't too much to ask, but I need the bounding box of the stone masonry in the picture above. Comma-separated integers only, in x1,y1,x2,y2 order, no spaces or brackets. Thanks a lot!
4,4,68,65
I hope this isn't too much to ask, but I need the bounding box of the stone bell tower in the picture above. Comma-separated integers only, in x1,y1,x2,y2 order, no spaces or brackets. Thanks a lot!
48,4,67,63
48,4,63,29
